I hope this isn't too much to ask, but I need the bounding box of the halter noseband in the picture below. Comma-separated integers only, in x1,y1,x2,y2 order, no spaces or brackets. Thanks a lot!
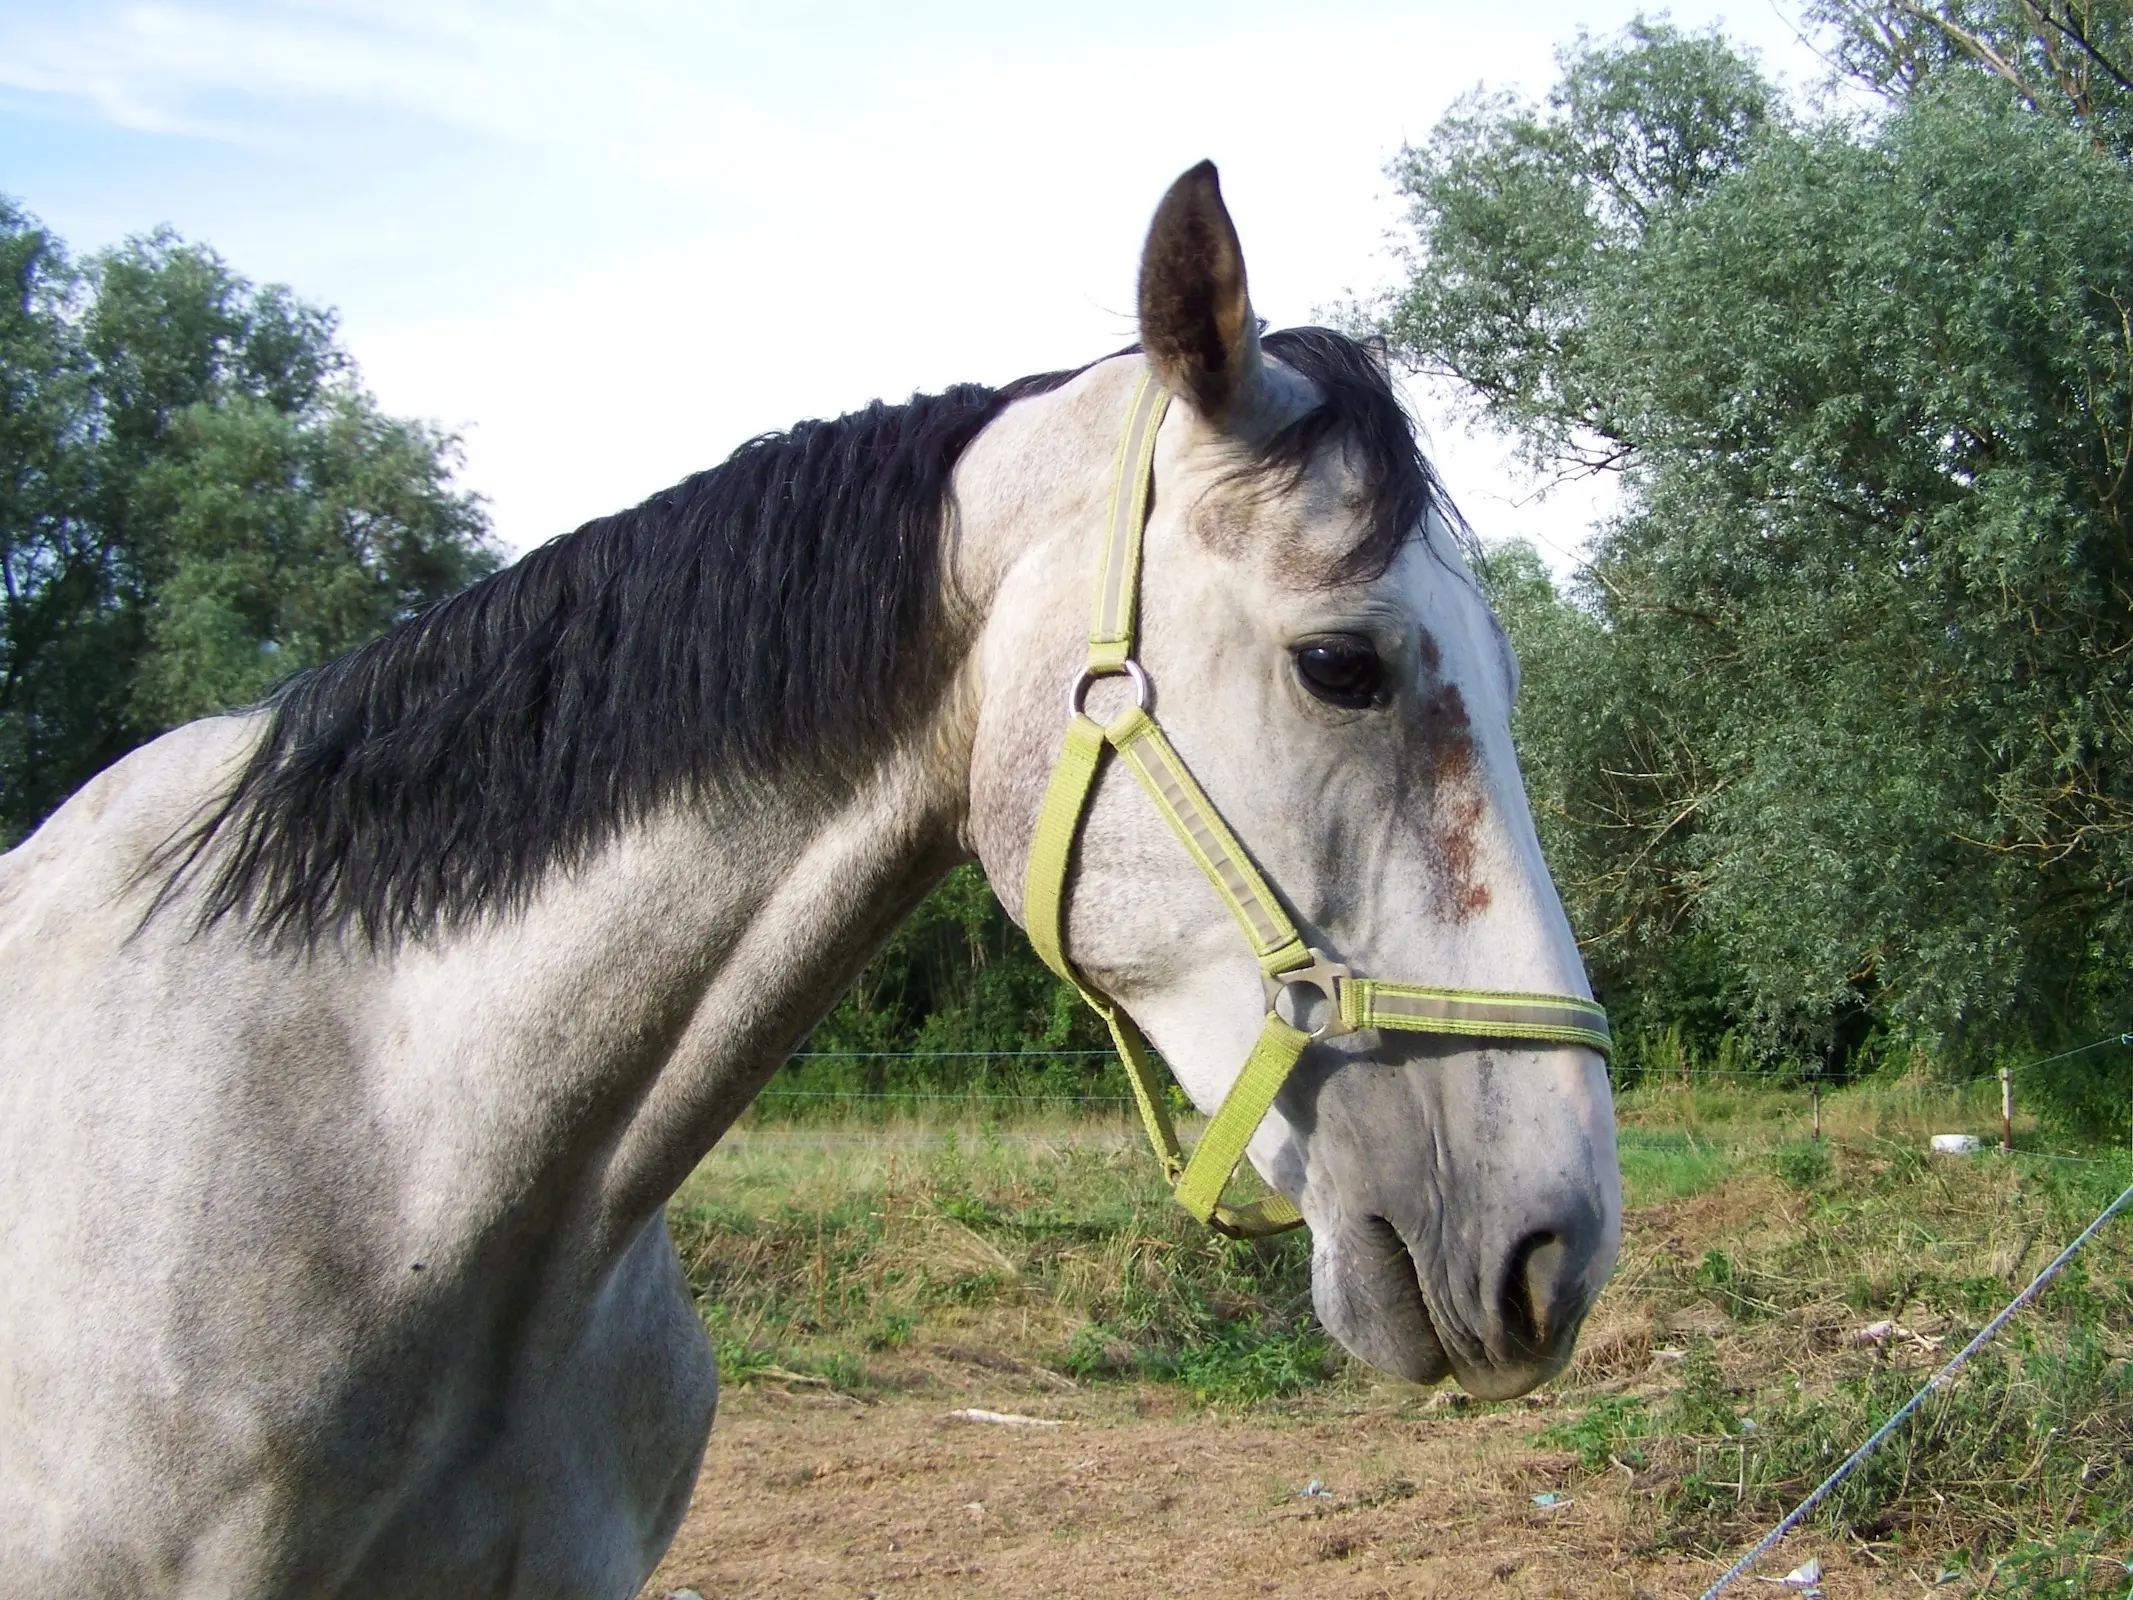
1023,369,1611,1238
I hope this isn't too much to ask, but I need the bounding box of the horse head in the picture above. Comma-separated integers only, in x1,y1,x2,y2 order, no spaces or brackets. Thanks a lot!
964,163,1621,1399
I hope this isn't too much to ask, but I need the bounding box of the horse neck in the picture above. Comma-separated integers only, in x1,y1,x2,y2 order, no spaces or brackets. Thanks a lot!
430,735,974,1236
382,386,1096,1239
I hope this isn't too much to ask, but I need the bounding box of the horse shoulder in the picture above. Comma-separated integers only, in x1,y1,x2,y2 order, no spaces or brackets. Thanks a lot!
0,712,263,939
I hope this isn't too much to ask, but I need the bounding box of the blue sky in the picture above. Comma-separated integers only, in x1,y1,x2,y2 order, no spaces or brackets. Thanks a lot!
1,2,1830,560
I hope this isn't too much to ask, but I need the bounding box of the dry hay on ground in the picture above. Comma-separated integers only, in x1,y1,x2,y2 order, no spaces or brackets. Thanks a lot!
639,1377,1896,1599
655,1120,2133,1598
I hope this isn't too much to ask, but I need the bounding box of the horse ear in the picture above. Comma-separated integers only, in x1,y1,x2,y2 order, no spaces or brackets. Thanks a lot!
1137,161,1262,421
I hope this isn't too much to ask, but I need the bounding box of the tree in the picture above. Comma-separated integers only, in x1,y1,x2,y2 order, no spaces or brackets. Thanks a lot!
0,207,497,843
1384,18,2133,1108
1382,19,1777,476
0,205,120,836
1814,0,2133,153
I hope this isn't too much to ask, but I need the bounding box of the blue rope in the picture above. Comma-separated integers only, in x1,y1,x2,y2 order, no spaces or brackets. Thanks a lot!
1699,1177,2133,1600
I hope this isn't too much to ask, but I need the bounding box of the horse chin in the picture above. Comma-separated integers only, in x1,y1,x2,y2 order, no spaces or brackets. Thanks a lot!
1309,1217,1574,1400
1446,1346,1574,1402
1309,1216,1452,1386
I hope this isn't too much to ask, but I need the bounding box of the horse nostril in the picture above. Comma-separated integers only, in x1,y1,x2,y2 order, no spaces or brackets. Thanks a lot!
1499,1230,1574,1355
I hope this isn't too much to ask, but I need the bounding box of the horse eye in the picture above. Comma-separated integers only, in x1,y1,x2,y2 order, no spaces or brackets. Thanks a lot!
1293,638,1384,709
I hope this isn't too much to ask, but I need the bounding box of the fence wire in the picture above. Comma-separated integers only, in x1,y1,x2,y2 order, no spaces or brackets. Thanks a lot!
1698,1176,2133,1600
789,1049,1117,1059
756,1088,1137,1104
1606,1031,2131,1086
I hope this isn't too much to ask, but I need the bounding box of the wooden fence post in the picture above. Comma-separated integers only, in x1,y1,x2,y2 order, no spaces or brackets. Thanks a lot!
1999,1065,2012,1155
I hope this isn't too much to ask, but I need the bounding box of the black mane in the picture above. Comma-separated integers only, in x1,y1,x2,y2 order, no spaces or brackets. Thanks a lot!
1256,327,1457,581
173,330,1448,948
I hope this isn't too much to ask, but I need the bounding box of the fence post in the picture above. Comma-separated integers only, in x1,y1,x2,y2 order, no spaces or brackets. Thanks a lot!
1811,1079,1822,1142
1999,1065,2012,1155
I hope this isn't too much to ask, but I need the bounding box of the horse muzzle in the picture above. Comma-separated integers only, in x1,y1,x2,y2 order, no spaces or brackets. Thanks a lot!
1298,1042,1622,1399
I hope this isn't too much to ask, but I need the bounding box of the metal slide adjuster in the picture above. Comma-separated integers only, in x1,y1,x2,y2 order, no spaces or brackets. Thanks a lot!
1066,658,1152,719
1263,947,1356,1039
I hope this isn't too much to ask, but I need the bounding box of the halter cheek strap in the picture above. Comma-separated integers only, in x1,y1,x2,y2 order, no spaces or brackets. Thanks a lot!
1023,369,1611,1239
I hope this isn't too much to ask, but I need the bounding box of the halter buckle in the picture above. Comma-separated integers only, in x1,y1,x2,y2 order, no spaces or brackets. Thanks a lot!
1066,658,1152,719
1263,948,1356,1040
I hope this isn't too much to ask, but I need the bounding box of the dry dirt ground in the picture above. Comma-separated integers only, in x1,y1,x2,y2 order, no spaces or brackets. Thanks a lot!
641,1371,1885,1600
643,1129,2129,1598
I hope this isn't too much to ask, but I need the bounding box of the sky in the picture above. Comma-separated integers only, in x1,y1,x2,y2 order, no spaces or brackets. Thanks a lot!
1,1,1831,568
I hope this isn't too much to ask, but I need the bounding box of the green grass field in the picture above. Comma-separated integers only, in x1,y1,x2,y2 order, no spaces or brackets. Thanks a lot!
672,1081,2133,1594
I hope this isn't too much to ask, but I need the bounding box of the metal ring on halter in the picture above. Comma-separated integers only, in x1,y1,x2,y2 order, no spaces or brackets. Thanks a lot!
1066,659,1152,719
1262,948,1358,1040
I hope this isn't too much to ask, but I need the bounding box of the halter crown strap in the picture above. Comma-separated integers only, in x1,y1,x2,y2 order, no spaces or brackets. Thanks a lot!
1025,367,1610,1240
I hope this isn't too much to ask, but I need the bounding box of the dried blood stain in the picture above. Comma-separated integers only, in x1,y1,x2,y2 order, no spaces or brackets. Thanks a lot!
1419,679,1491,921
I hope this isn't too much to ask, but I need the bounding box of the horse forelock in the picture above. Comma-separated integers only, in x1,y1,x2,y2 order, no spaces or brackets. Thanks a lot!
161,329,1437,950
1251,327,1468,584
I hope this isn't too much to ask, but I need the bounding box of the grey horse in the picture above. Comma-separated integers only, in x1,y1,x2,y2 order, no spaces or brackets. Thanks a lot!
0,164,1619,1597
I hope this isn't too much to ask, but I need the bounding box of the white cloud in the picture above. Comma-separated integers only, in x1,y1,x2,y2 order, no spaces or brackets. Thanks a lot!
2,0,1823,564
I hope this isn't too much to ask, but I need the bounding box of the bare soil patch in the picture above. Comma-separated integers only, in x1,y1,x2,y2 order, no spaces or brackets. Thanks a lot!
642,1376,1888,1600
655,1107,2133,1597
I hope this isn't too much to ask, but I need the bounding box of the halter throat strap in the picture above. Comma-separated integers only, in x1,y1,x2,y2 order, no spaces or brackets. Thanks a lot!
1022,369,1610,1239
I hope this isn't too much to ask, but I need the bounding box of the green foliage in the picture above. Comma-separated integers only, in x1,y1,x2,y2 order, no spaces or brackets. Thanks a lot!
2027,1040,2133,1144
1066,1313,1337,1405
1980,1526,2133,1598
1616,1127,1733,1203
1664,1328,2133,1560
1540,1392,1654,1469
1695,1248,1780,1321
767,864,1109,1109
1774,1138,1834,1190
1384,18,1776,470
1383,13,2133,1121
0,205,496,845
1573,1114,2133,1568
1813,0,2133,161
1666,1337,1741,1437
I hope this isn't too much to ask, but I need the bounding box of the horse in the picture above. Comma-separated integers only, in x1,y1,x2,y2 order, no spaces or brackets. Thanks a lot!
0,163,1620,1598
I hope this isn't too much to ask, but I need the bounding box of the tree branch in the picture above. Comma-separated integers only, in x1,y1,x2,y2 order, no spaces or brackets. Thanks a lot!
2028,0,2133,95
1891,0,2045,107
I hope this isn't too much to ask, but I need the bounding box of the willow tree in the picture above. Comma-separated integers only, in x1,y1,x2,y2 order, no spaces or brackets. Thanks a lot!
1380,16,2133,1120
0,207,497,843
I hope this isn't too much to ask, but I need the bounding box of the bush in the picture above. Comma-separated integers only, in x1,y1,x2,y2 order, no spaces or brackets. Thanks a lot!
1774,1138,1833,1190
2026,1044,2133,1146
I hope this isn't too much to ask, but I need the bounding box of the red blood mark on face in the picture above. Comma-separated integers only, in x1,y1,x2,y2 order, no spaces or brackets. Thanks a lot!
1416,627,1443,675
1418,679,1492,921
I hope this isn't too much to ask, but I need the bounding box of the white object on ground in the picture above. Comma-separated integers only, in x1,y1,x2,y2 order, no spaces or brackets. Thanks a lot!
945,1408,1063,1428
1930,1133,1981,1154
1852,1319,1946,1353
1756,1557,1822,1588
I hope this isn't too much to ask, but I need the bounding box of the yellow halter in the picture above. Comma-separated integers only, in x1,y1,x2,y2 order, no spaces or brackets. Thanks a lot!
1024,369,1611,1238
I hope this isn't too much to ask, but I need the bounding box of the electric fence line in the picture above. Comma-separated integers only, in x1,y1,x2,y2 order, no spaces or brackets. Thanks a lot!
1698,1176,2133,1600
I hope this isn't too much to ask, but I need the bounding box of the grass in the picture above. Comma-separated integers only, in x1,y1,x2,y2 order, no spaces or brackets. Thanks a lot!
670,1082,2133,1589
1573,1085,2133,1594
669,1114,1329,1406
1618,1127,1734,1204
